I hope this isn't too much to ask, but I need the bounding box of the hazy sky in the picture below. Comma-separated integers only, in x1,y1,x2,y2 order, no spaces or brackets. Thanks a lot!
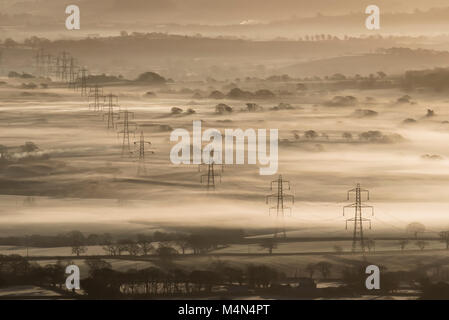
4,0,449,24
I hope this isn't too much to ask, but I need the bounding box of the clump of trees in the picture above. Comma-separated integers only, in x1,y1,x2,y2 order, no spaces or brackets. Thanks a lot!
209,90,225,99
135,72,166,85
324,96,357,107
82,261,283,298
259,238,278,254
270,103,294,111
403,68,449,92
406,222,426,240
215,103,233,114
8,71,34,79
351,109,378,118
245,103,263,112
358,131,403,143
397,95,412,104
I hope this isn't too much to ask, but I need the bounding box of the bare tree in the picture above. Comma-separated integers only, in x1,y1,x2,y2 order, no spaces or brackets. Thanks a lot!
406,222,426,239
439,231,449,250
259,238,278,254
342,132,352,140
333,245,343,253
126,242,141,256
71,244,87,257
85,259,112,277
399,240,409,252
138,241,154,256
102,244,118,256
175,240,190,255
305,263,316,279
366,239,376,253
416,240,428,251
316,262,332,279
304,130,318,140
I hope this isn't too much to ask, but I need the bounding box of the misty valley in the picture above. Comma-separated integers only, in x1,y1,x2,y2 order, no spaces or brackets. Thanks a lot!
1,0,449,303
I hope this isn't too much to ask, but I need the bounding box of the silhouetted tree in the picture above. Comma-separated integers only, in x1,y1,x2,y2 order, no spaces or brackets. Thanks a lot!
366,239,376,253
175,240,190,255
399,239,409,252
259,238,278,254
439,231,449,250
305,263,316,278
406,222,426,239
316,262,332,279
416,240,428,251
71,244,87,257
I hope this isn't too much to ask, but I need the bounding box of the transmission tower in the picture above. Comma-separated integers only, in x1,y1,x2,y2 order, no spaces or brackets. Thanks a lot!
102,94,119,128
343,183,374,253
43,53,53,77
68,57,78,89
198,159,224,173
78,67,88,96
34,49,44,76
53,56,61,79
116,110,138,156
266,175,294,238
133,131,153,175
200,161,222,190
59,51,70,82
88,84,104,111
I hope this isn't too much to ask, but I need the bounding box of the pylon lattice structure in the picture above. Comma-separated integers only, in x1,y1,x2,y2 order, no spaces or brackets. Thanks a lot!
59,51,70,82
343,183,374,253
116,110,138,156
78,67,89,96
133,131,153,175
68,57,79,89
266,175,294,238
88,85,104,111
200,161,222,190
198,161,224,173
102,94,119,129
34,48,45,76
53,56,61,79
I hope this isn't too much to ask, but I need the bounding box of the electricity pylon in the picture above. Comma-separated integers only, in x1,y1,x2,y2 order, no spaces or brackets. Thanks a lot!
102,94,119,129
34,49,45,76
266,175,294,238
88,85,104,111
343,183,374,253
68,57,78,89
78,67,88,96
53,56,61,79
198,148,224,173
43,53,53,77
200,150,222,190
200,162,221,190
116,110,138,156
59,51,70,82
133,131,153,175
